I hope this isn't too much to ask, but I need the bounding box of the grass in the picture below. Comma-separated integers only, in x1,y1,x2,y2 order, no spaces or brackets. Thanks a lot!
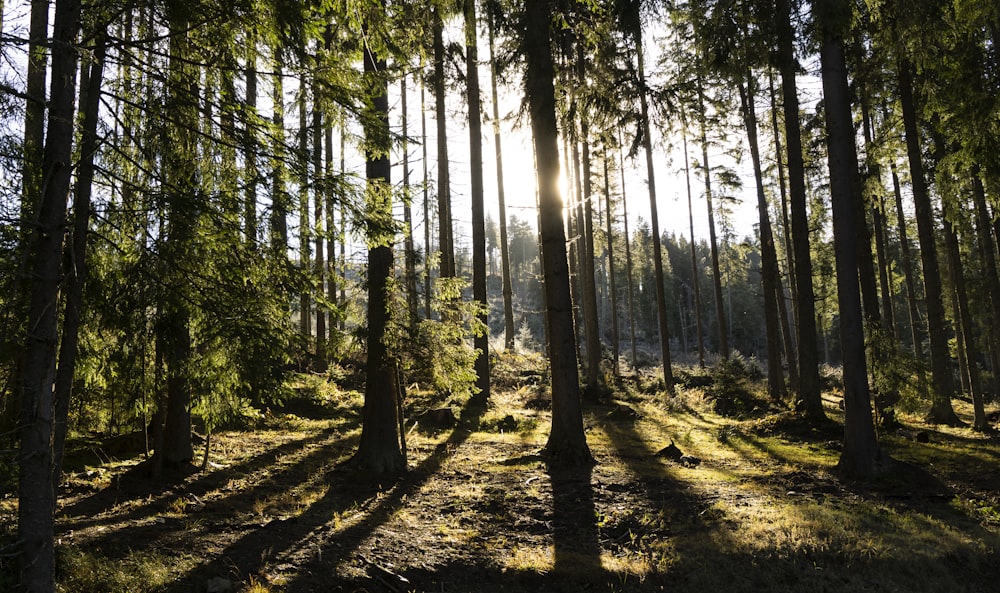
2,355,999,592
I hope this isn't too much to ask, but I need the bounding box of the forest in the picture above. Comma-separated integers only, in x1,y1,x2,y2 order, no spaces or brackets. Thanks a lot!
1,0,999,591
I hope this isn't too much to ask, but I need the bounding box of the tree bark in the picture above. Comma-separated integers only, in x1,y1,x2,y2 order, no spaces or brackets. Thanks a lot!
816,18,883,477
632,16,674,392
776,0,824,419
351,21,404,473
619,140,639,369
313,86,326,370
739,75,784,399
942,209,987,430
270,49,289,260
898,60,960,425
433,7,455,278
466,0,489,402
603,154,621,380
697,78,729,360
487,8,515,349
53,35,107,490
18,1,81,590
680,109,706,368
525,0,592,464
401,77,419,331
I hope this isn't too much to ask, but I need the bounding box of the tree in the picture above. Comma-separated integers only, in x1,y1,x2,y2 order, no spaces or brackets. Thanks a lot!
620,0,674,392
350,2,404,473
775,0,824,420
523,0,592,464
487,2,516,350
897,60,961,425
815,1,884,477
18,1,82,590
466,0,489,402
433,5,456,278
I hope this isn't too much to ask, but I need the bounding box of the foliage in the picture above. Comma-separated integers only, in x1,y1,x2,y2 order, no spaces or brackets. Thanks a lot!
705,354,770,418
393,277,487,400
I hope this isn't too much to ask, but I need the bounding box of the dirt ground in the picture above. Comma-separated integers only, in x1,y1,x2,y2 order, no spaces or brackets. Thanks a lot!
7,374,1000,593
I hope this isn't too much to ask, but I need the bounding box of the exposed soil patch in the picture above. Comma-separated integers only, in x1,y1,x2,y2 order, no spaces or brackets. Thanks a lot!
3,377,999,593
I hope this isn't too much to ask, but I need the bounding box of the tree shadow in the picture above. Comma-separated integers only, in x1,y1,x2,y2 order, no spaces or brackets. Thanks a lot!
59,428,357,559
160,397,490,592
58,427,345,531
546,459,606,590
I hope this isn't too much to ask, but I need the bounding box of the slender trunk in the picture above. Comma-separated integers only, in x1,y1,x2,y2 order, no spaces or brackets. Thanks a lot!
777,0,824,418
577,69,602,391
972,173,1000,396
421,77,432,319
680,110,706,368
351,20,404,473
697,80,729,360
488,5,515,350
768,69,799,391
270,49,288,260
53,35,107,490
603,155,621,379
298,92,312,339
160,6,197,468
943,211,987,429
817,21,882,477
402,76,419,330
339,118,347,330
466,0,489,401
526,0,591,464
313,88,327,369
19,1,81,589
325,109,336,341
739,74,784,399
618,139,639,368
633,21,674,391
890,161,923,354
21,0,49,225
433,8,455,278
898,60,960,425
244,30,259,243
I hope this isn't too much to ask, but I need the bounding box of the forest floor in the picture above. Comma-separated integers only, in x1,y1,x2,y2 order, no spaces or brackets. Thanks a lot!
3,353,1000,593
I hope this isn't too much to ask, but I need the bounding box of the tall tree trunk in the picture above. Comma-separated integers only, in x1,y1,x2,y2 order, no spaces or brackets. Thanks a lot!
313,88,327,370
525,0,591,464
18,1,81,590
351,17,404,473
298,92,312,340
739,74,784,399
487,4,515,350
159,5,198,469
243,28,259,243
898,60,960,425
53,35,107,490
632,17,674,391
971,172,1000,396
270,49,289,260
889,161,923,354
776,0,824,419
603,154,621,380
325,109,337,341
816,15,883,477
466,0,489,402
768,68,799,391
421,77,432,319
618,139,639,369
577,48,602,393
697,79,729,360
402,77,419,331
433,7,455,278
20,0,49,226
680,109,706,368
942,208,987,430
